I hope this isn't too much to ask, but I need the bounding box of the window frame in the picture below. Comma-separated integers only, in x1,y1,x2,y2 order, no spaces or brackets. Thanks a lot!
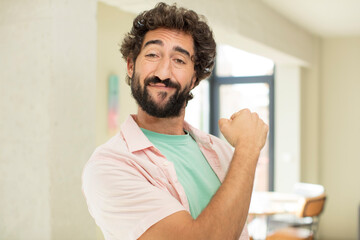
209,64,275,191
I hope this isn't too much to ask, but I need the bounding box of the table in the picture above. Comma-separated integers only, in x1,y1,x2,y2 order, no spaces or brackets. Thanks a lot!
249,191,301,216
248,191,303,240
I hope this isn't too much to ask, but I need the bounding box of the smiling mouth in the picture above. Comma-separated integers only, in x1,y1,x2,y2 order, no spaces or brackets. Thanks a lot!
148,82,174,88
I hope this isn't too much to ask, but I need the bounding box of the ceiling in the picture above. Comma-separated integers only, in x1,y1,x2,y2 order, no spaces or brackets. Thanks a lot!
100,0,158,13
262,0,360,37
101,0,360,38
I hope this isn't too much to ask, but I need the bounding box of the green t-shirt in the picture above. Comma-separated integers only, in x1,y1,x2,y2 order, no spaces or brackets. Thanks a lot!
141,128,221,219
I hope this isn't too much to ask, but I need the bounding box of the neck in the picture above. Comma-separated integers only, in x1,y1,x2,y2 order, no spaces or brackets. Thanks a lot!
135,107,186,135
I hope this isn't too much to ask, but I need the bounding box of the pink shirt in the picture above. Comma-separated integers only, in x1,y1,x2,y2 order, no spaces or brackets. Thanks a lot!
82,115,249,240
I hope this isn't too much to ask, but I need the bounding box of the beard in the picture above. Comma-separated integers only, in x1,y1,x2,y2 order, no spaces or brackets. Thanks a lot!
130,73,193,118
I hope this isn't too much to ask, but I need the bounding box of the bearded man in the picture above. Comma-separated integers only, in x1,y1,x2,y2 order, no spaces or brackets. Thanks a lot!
82,3,268,240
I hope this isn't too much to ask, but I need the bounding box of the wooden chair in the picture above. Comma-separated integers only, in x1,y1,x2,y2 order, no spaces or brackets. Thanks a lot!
269,183,325,229
266,193,326,240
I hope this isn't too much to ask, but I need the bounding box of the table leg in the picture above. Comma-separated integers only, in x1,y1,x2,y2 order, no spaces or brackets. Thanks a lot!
248,215,269,240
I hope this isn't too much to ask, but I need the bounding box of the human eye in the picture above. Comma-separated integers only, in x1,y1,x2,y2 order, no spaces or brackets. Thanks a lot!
174,58,186,65
145,53,158,58
144,51,160,62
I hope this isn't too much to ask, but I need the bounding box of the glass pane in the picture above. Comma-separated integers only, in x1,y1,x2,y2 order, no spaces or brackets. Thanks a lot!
219,83,270,191
216,45,274,77
185,80,210,133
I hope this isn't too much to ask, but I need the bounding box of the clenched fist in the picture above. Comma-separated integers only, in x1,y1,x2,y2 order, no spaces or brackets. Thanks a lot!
218,109,269,152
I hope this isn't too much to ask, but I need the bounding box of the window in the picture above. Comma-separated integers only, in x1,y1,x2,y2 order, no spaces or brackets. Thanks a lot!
186,44,274,191
213,45,274,191
185,80,210,133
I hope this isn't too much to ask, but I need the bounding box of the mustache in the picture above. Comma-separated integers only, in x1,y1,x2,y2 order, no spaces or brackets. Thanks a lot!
144,76,181,90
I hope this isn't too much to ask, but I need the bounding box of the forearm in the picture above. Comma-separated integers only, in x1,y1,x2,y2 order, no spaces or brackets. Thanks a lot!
139,109,267,240
139,147,259,240
193,147,259,240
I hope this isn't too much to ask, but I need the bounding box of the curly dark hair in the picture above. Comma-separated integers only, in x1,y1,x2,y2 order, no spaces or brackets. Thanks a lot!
120,2,216,86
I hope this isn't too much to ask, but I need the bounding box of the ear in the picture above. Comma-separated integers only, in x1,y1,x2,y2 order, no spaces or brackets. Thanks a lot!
127,58,134,78
190,75,197,89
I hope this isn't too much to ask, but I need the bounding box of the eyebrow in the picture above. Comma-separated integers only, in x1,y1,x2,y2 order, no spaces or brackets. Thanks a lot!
143,39,163,48
174,46,190,58
143,39,191,58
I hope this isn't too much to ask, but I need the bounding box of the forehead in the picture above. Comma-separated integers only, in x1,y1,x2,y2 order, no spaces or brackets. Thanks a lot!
142,28,194,55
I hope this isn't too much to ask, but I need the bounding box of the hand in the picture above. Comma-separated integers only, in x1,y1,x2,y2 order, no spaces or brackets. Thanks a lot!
218,109,269,151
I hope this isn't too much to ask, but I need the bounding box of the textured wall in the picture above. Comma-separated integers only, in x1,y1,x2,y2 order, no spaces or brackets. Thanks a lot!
49,1,97,239
0,1,52,239
0,0,97,239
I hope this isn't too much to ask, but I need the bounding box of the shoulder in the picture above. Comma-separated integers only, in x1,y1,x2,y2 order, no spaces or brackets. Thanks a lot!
184,121,233,156
207,134,234,172
82,134,135,194
208,133,233,152
82,134,187,240
84,133,132,171
184,122,234,168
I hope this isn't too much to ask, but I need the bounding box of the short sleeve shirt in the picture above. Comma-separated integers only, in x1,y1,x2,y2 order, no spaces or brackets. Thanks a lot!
82,115,249,240
140,128,222,219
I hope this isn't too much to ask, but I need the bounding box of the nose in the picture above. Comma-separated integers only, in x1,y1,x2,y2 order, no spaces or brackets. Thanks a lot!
154,58,172,81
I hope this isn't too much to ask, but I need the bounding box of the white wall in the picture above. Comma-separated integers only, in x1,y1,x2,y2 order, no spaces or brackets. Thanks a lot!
0,0,97,239
0,2,52,239
319,37,360,239
274,66,301,192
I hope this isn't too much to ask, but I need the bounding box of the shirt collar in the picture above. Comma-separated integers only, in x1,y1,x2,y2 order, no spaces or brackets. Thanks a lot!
183,121,213,146
120,115,154,153
120,114,213,153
